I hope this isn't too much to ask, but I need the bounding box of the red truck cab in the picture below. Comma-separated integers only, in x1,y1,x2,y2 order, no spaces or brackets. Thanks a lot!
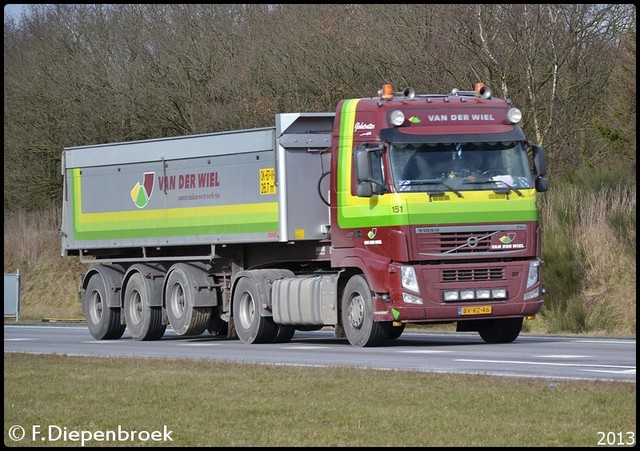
329,83,549,346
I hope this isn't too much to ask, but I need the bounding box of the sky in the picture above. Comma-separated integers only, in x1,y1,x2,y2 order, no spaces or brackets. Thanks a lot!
4,4,30,20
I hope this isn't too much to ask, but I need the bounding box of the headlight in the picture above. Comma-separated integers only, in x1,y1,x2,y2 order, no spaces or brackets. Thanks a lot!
526,260,540,289
459,290,475,301
507,107,522,124
400,266,419,293
443,288,508,302
524,287,540,301
390,110,405,126
403,293,423,305
444,291,459,302
491,288,507,299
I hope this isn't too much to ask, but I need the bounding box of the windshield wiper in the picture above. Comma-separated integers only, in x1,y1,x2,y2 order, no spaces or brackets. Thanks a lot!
491,179,523,197
464,179,524,198
403,179,463,200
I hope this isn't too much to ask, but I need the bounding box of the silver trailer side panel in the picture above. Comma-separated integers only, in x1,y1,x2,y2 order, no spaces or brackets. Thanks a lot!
61,113,334,255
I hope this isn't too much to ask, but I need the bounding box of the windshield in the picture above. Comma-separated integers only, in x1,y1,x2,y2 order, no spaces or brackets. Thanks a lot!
390,141,534,192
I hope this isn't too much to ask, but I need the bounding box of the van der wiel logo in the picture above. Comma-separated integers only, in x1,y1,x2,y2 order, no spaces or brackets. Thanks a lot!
131,172,155,208
491,232,524,250
499,233,517,244
364,228,382,245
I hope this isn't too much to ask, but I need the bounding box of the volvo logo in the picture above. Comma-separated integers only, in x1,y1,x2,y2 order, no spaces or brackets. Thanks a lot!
467,236,480,247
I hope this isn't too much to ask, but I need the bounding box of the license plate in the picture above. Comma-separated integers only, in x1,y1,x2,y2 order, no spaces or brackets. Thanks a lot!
458,305,492,316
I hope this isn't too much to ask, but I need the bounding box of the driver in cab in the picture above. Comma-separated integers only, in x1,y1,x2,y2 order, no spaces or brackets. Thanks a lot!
465,152,485,182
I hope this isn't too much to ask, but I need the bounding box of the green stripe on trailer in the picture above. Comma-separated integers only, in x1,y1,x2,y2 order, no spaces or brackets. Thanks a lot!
70,168,278,240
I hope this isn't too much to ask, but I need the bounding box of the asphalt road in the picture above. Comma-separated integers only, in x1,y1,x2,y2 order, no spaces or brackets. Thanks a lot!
4,324,636,383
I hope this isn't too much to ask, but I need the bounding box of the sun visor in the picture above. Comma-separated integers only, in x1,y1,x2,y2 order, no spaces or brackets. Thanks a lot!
379,127,526,144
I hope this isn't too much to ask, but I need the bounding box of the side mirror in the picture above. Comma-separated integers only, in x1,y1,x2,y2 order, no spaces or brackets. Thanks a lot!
527,142,549,192
529,141,546,178
356,181,373,197
354,144,387,197
535,177,549,193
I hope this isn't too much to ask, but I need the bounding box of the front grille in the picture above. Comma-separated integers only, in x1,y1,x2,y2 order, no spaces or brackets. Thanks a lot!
418,231,493,254
415,224,528,256
442,267,504,282
442,232,492,253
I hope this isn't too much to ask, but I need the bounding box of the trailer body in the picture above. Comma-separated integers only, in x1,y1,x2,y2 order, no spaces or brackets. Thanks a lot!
62,113,333,251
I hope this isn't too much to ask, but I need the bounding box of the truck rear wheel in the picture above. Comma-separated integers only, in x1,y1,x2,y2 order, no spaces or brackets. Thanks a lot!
207,312,229,336
478,317,523,343
165,267,209,336
124,272,166,340
233,277,277,344
272,325,296,343
84,274,125,340
341,275,387,347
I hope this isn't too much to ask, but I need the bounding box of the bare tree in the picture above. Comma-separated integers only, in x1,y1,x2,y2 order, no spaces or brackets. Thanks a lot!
3,4,636,211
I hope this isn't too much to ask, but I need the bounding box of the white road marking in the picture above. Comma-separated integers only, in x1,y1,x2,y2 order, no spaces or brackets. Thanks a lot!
457,359,635,370
573,339,636,345
174,343,222,346
537,355,589,359
581,369,636,375
281,346,331,350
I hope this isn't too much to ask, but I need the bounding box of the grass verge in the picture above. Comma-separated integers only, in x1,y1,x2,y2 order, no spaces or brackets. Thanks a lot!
4,353,636,447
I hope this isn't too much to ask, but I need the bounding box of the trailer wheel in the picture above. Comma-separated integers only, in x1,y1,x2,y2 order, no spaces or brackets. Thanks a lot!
124,272,166,340
165,268,209,336
341,275,387,347
84,274,125,340
232,277,277,344
478,317,523,344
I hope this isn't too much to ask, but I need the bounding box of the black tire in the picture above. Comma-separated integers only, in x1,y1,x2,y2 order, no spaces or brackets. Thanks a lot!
341,275,387,347
207,312,229,336
165,267,209,336
124,272,166,341
232,277,277,344
385,322,406,340
478,317,523,344
84,274,125,340
272,325,296,343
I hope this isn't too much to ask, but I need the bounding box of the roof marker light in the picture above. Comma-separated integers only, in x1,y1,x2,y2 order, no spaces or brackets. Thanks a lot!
381,84,394,100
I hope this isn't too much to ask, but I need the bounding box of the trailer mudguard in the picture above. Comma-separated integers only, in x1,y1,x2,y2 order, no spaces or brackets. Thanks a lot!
80,264,128,308
121,263,168,308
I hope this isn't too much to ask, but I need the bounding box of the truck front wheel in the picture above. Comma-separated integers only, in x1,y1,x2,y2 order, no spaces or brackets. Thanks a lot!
385,322,406,340
84,274,125,340
341,275,387,347
478,317,523,343
124,272,166,340
232,277,277,344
